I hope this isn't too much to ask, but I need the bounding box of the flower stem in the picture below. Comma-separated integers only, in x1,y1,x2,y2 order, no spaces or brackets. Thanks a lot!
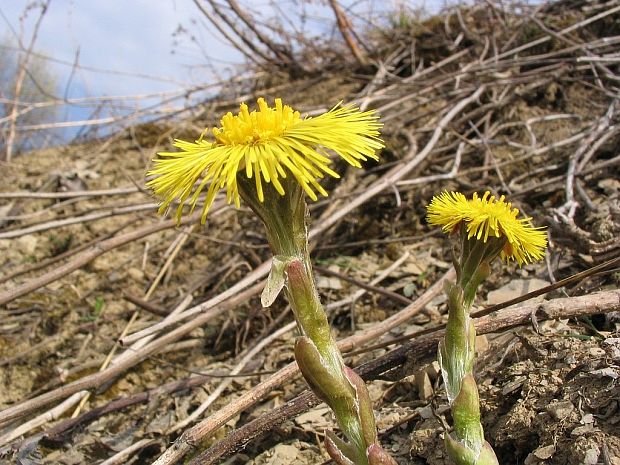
439,233,501,465
237,175,395,465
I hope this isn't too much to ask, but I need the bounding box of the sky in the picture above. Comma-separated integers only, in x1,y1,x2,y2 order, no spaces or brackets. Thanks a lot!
1,1,245,94
0,0,443,144
1,0,244,141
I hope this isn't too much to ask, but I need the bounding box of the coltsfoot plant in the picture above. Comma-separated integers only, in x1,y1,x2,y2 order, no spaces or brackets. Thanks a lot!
147,98,396,465
426,191,548,465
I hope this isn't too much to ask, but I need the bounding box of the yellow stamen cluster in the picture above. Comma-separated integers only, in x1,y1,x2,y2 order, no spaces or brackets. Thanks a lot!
147,98,383,223
427,191,547,264
213,98,301,145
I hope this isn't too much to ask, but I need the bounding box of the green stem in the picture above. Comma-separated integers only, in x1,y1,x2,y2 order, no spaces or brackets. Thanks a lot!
440,235,501,465
285,259,346,372
237,175,395,465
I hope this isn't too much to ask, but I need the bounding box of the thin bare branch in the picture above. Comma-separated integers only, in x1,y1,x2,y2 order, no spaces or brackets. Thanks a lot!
327,0,368,66
4,0,51,161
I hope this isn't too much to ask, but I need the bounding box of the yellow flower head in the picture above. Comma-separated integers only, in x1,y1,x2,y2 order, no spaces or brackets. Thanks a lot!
426,191,547,265
147,97,383,223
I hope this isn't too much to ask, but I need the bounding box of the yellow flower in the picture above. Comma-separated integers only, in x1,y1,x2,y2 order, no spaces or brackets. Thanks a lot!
147,98,383,223
426,191,547,264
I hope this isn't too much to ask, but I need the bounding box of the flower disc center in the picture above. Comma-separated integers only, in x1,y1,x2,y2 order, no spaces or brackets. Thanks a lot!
212,97,301,146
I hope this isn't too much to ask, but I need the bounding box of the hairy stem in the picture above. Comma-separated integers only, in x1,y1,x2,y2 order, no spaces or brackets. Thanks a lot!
440,235,500,465
238,175,394,465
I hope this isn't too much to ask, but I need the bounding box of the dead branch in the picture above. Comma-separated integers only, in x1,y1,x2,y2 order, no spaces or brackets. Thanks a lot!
225,0,296,66
0,218,139,284
191,0,263,66
0,203,156,239
0,208,206,306
0,280,265,429
0,186,139,199
3,0,51,161
314,264,413,306
189,290,620,464
556,100,618,219
5,374,216,455
327,0,368,66
166,321,295,435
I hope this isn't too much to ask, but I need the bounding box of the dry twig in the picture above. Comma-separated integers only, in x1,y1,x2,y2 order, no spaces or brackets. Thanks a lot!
190,290,620,464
